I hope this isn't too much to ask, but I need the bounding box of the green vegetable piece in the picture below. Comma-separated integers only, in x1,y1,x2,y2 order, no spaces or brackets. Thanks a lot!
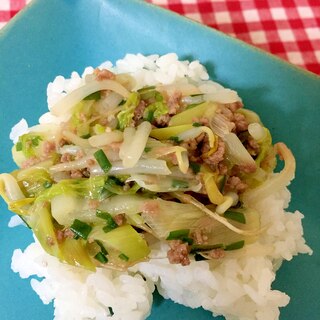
28,202,62,259
190,243,224,253
92,225,150,263
108,307,114,316
80,133,91,139
169,102,214,126
140,90,156,100
118,253,129,261
117,92,140,130
145,110,155,122
144,147,152,153
224,240,245,251
94,252,108,264
143,100,168,121
94,149,112,173
166,229,190,241
169,136,181,143
83,91,101,101
17,133,43,158
43,181,52,189
104,177,140,195
223,210,246,224
31,136,42,146
194,253,208,261
60,237,95,271
36,176,106,202
96,209,118,233
171,179,189,189
15,142,22,151
189,162,201,174
95,240,108,255
70,219,93,240
150,124,193,140
192,122,202,127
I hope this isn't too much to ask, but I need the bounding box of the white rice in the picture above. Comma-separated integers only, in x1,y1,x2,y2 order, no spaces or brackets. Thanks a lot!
9,53,312,320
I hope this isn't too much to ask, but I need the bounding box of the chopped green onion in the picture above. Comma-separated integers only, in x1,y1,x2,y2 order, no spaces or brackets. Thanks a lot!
144,146,152,153
43,181,52,189
95,240,108,255
166,229,190,241
224,240,245,251
70,219,92,240
192,122,202,127
16,142,22,151
182,237,193,245
194,253,207,261
94,252,108,264
190,243,224,253
80,133,91,139
96,209,118,233
145,110,155,122
189,162,201,174
84,91,101,101
169,136,181,143
108,307,114,316
190,93,204,97
171,179,189,189
118,253,129,261
223,211,246,224
31,136,42,147
94,149,112,173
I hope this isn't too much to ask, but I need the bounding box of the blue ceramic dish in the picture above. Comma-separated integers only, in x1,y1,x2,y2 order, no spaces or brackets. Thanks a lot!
0,0,319,319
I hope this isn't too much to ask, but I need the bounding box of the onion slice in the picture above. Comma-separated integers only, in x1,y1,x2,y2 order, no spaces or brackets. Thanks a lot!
51,79,130,116
242,142,296,205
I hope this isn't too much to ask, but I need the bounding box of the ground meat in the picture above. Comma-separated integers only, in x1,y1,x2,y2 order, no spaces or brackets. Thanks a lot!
94,68,116,81
70,169,84,179
224,101,243,112
180,132,206,162
208,248,225,259
133,100,147,124
56,228,75,242
202,138,226,167
58,138,68,147
167,240,190,266
192,117,209,126
113,213,126,226
191,229,208,245
217,103,248,134
60,153,74,163
233,112,248,132
154,114,171,127
88,199,100,209
167,91,182,115
224,176,248,193
43,141,56,157
217,162,228,175
46,236,55,246
247,136,260,156
21,156,41,169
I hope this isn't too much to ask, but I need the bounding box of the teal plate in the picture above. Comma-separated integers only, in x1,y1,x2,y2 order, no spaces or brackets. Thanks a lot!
0,0,319,319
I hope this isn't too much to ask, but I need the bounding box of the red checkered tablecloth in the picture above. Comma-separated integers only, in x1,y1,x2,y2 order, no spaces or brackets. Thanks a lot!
1,0,319,75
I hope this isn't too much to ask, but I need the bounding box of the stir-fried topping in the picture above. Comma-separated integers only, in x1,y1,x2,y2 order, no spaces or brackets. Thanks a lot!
0,67,295,270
